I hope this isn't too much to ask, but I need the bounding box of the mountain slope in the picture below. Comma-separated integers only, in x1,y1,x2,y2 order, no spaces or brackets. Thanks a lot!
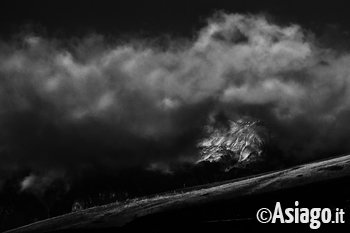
5,154,350,232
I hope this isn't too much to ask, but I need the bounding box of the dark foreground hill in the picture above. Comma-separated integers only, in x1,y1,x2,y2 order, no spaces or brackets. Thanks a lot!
5,154,350,233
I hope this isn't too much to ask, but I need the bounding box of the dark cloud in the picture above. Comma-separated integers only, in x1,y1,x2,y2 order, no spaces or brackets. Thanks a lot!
1,13,350,190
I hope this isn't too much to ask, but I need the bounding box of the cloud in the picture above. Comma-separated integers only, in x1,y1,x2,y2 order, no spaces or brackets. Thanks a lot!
1,13,350,181
20,171,67,195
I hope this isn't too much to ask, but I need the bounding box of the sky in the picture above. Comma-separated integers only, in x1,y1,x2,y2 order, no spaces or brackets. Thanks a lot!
0,0,349,174
1,0,350,37
0,0,349,169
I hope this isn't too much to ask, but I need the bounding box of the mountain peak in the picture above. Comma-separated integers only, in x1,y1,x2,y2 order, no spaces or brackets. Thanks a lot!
197,119,267,170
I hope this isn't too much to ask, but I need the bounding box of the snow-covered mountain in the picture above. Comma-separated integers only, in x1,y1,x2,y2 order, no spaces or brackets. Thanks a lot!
197,119,268,170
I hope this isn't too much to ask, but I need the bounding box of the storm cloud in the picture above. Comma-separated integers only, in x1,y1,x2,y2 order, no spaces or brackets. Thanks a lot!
1,13,350,182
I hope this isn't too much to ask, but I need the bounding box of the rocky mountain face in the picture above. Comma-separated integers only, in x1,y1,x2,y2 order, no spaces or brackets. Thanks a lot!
197,119,269,171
